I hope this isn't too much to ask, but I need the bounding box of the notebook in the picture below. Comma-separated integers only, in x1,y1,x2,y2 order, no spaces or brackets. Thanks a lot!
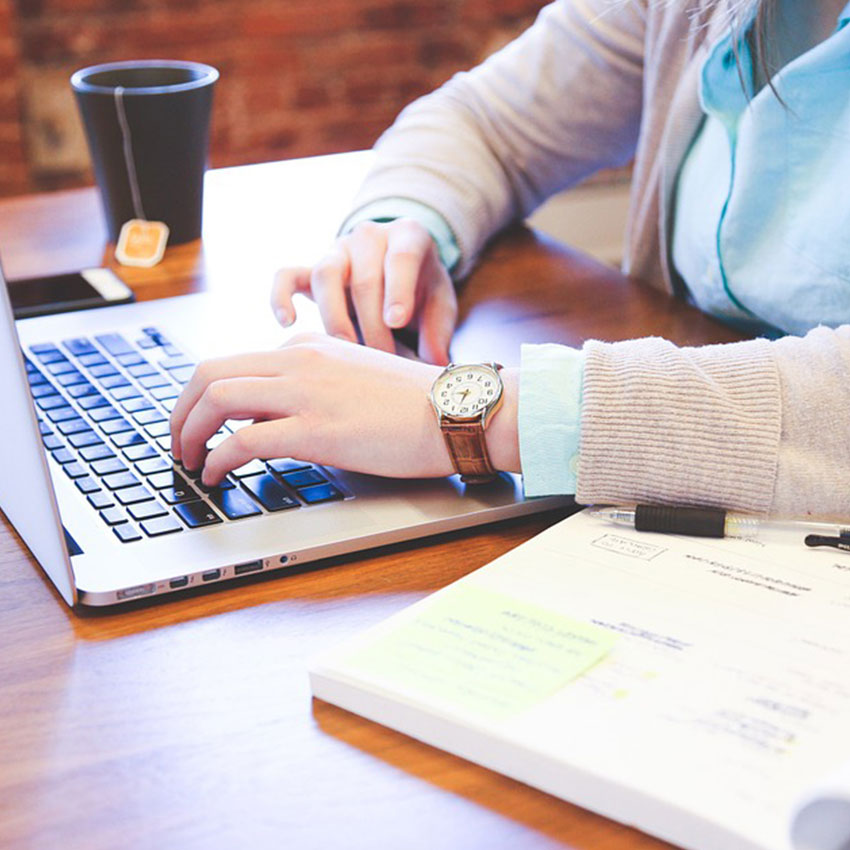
1,261,573,608
310,509,850,850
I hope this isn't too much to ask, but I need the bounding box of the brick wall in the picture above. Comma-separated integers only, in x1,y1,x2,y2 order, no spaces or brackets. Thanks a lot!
1,0,548,196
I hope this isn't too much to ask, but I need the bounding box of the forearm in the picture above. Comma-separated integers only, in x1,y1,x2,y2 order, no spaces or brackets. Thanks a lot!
575,326,850,518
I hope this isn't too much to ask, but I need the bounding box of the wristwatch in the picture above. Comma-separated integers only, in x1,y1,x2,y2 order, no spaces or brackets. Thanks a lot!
430,362,504,484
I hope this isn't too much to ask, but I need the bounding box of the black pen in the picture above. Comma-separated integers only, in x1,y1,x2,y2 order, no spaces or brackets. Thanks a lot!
589,504,845,540
804,534,850,553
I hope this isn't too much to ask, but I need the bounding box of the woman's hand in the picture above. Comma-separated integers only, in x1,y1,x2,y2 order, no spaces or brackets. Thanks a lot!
170,334,520,487
271,218,457,365
170,334,447,486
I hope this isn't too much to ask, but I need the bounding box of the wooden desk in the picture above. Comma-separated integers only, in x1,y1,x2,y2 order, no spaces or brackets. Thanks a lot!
0,154,744,850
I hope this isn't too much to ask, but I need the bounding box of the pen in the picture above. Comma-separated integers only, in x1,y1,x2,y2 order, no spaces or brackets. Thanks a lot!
589,504,846,539
804,534,850,553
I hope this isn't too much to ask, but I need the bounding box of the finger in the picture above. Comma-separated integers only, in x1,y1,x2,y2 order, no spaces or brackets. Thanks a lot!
383,221,434,330
417,262,457,366
170,352,286,461
202,419,304,486
347,226,396,352
310,243,358,342
179,376,291,472
271,266,312,327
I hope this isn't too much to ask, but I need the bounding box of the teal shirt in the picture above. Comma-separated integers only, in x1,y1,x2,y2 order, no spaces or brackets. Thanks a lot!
673,2,850,338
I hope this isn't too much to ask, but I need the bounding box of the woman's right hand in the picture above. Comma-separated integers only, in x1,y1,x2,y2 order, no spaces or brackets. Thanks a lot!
270,218,457,365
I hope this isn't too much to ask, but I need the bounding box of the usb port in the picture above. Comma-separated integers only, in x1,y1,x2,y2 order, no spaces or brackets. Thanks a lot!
169,576,189,589
201,569,221,582
234,560,263,576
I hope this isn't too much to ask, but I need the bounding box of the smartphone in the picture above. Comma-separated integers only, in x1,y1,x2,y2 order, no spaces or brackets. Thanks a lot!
7,268,135,320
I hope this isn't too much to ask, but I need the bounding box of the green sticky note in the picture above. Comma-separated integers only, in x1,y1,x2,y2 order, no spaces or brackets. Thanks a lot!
345,584,616,720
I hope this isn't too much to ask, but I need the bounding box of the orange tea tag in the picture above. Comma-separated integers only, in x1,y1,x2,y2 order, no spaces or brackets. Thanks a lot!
115,219,169,268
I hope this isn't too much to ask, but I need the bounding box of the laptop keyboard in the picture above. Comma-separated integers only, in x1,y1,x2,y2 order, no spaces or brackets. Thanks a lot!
25,327,345,543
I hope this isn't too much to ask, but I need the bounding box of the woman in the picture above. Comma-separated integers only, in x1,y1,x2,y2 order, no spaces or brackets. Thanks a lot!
170,0,850,518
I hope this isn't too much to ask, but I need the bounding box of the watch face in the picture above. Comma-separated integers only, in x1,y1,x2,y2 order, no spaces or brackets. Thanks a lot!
432,364,502,419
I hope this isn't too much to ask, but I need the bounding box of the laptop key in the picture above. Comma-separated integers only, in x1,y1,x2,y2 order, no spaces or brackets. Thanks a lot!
30,382,57,398
51,447,75,464
280,468,327,488
126,362,158,378
101,418,134,435
77,352,108,367
111,431,145,448
95,333,134,356
90,405,121,422
63,461,87,479
36,394,68,411
88,491,115,510
122,397,155,413
240,473,300,512
78,393,110,410
80,443,115,462
115,485,154,506
150,384,180,401
230,459,267,478
100,374,131,390
140,515,183,537
174,500,223,528
100,507,127,525
55,370,87,387
57,418,90,435
62,337,98,356
45,359,75,374
210,487,262,519
299,483,345,504
110,385,142,401
169,365,196,384
133,409,166,425
123,443,158,461
46,407,79,423
43,434,63,451
135,457,170,475
116,352,145,366
88,363,119,378
38,420,52,435
68,431,103,449
103,471,141,491
197,477,235,493
75,476,101,495
91,457,129,476
266,458,311,475
66,382,98,398
113,522,142,542
128,500,168,521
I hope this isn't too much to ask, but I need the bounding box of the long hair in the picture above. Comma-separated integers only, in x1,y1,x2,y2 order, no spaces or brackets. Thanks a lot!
724,0,779,92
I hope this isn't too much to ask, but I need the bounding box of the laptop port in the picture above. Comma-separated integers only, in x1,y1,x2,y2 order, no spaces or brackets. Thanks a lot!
201,569,221,582
234,560,263,576
117,583,155,600
169,576,189,589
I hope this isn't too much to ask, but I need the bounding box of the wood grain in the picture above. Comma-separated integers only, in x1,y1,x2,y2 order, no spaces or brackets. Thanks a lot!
0,155,743,850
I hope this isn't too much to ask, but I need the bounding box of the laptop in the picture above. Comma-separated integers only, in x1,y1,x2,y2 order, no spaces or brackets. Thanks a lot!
1,263,574,608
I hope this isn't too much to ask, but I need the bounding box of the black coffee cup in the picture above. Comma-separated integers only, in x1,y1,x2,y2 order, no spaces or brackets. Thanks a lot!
71,60,219,245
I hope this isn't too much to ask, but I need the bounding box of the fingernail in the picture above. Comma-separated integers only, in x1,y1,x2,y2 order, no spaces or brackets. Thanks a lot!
275,307,292,327
384,303,406,327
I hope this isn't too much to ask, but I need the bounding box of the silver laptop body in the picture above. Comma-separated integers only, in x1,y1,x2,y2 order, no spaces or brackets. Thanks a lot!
1,267,573,608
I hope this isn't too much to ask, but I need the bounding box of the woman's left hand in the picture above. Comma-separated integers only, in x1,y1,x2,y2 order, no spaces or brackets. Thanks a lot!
169,333,455,486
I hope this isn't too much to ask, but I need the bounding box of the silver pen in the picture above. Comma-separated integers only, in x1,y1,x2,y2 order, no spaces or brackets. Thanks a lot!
588,504,846,539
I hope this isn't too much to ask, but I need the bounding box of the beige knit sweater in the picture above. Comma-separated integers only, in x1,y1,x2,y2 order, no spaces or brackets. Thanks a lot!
345,0,850,518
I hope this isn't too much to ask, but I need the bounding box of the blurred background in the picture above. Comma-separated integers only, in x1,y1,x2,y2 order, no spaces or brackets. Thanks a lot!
0,0,630,263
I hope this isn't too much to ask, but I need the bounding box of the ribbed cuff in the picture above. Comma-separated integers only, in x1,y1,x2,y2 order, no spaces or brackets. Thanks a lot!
576,336,781,512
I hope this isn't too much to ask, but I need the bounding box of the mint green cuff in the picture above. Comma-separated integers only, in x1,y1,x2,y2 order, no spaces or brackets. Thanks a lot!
339,198,461,273
518,343,584,497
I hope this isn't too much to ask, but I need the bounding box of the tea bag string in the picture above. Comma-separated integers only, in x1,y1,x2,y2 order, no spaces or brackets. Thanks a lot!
113,86,146,221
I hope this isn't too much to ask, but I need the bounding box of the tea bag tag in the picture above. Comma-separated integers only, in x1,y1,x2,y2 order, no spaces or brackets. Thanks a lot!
115,219,169,267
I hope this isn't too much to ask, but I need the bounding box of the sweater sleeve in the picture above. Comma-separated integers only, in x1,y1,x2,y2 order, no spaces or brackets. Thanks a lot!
575,325,850,519
346,0,647,278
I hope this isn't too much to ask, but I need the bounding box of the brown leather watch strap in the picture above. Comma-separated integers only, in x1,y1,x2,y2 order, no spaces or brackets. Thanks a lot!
441,419,497,484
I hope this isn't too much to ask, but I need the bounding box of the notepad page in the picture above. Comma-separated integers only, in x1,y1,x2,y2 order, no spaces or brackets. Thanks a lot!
311,511,850,850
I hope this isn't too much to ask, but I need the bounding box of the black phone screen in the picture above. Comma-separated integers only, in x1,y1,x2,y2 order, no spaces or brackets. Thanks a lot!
7,270,134,319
